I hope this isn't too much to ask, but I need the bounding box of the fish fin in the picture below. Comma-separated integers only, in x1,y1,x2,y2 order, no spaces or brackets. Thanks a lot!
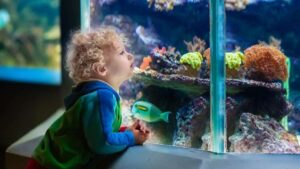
160,111,171,123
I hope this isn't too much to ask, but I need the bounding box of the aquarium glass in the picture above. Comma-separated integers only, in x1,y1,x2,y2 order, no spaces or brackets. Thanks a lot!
0,0,61,85
82,0,300,153
224,0,300,153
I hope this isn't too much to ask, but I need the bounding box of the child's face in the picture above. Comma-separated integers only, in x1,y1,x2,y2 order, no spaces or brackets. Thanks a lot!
105,40,135,82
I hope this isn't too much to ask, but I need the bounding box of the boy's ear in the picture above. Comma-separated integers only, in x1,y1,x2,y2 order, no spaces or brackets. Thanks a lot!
94,64,107,77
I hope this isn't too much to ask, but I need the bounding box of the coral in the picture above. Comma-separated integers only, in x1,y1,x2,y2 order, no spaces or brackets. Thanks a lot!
149,46,182,74
173,97,209,148
203,48,246,78
259,36,282,51
147,0,176,11
180,52,203,70
203,48,211,68
225,51,245,78
184,36,206,53
225,52,245,70
225,0,249,11
140,56,152,70
244,44,288,82
229,113,300,153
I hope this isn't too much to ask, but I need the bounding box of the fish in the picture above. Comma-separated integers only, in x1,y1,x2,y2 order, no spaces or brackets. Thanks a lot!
131,101,171,123
0,9,10,29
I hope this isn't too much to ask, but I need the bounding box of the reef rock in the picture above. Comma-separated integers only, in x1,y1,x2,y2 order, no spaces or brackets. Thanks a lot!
133,68,285,95
173,97,209,148
229,113,300,153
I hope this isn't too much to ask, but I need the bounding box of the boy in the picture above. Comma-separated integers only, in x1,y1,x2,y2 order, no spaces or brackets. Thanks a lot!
26,28,150,169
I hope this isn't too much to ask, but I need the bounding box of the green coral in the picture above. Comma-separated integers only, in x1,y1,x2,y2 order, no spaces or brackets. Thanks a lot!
225,51,245,70
180,52,203,70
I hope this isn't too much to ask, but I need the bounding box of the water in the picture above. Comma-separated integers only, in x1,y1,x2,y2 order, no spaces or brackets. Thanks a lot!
86,0,300,153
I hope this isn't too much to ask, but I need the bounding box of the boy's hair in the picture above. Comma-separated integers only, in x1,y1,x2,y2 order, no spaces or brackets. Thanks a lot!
66,27,126,83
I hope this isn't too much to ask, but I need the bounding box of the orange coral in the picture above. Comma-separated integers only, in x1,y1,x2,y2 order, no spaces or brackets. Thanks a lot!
203,48,210,68
244,44,288,82
140,56,152,70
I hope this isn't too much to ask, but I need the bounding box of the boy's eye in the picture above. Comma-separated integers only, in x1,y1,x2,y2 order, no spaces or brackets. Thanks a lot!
120,50,125,55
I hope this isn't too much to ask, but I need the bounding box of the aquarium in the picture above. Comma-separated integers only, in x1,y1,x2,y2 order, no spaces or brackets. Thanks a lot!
82,0,300,153
0,0,61,85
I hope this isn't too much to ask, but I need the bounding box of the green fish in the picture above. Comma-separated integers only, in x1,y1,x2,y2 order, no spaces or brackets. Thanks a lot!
132,101,171,123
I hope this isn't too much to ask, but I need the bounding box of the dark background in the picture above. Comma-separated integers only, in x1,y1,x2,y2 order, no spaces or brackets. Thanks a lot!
0,0,80,168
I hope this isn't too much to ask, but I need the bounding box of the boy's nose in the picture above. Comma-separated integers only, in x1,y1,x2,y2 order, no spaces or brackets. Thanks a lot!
128,53,134,61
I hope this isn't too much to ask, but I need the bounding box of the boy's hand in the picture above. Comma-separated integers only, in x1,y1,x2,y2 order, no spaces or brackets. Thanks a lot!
128,119,150,145
132,129,149,145
129,119,150,135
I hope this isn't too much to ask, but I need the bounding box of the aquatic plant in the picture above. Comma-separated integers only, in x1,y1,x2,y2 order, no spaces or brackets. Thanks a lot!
184,36,206,53
180,52,203,70
244,44,288,82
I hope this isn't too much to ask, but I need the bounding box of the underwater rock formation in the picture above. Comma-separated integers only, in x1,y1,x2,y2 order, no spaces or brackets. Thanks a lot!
133,68,285,95
173,97,209,148
239,89,293,121
244,44,288,82
200,97,242,151
229,113,300,153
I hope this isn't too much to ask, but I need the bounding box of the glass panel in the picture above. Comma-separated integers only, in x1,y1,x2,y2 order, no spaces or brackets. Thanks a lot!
85,0,213,150
225,0,300,153
0,0,61,85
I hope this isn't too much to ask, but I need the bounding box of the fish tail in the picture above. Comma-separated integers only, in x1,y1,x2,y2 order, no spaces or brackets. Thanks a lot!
160,111,171,123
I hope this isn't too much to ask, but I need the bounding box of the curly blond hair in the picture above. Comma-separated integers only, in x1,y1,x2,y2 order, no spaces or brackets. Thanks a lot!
66,27,126,84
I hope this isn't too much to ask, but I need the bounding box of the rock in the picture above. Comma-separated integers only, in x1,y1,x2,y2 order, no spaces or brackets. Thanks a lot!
133,68,285,96
173,97,209,148
229,113,300,153
240,89,293,120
